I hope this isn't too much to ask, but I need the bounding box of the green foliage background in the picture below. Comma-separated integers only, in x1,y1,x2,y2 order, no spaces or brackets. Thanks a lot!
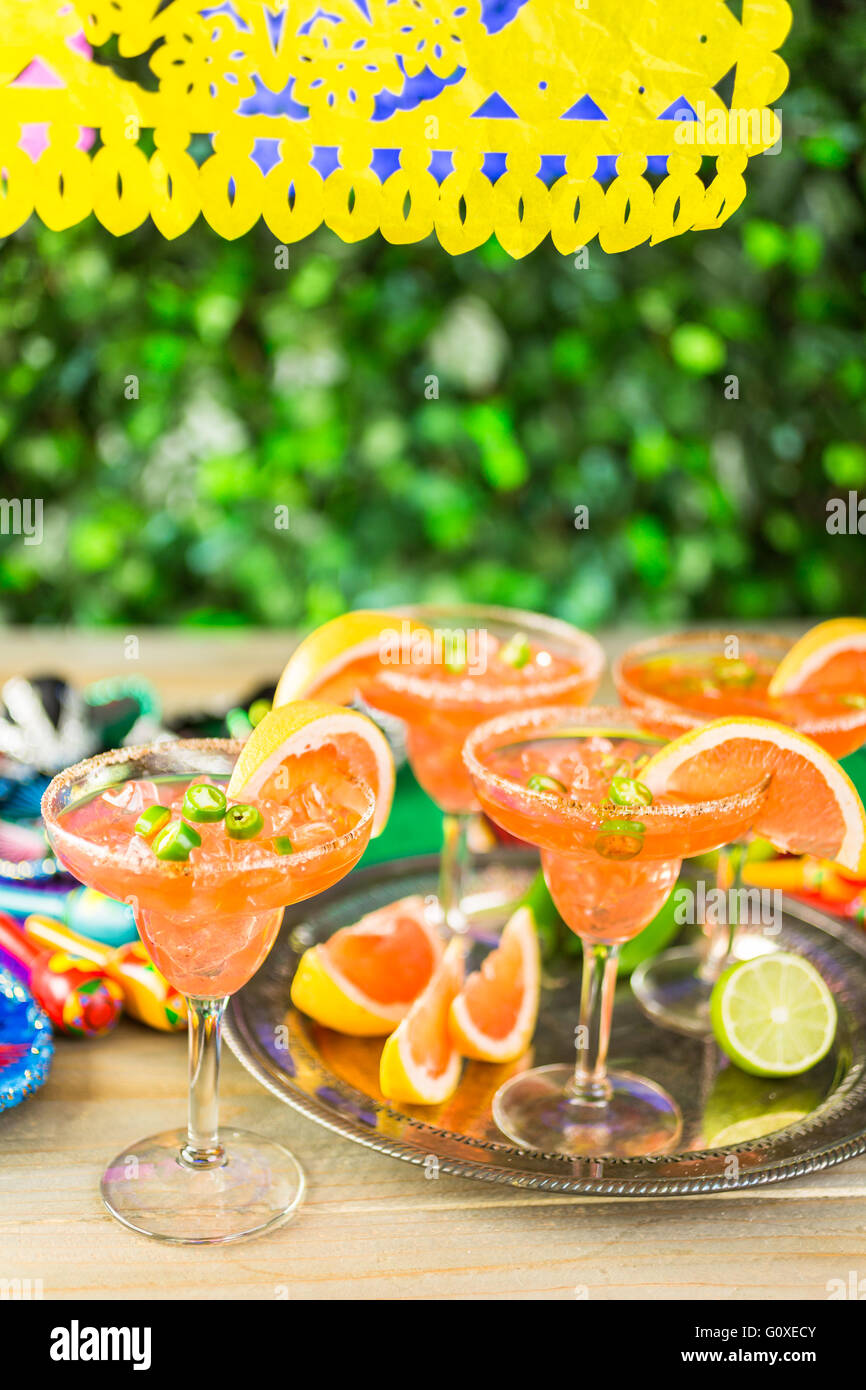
0,0,864,631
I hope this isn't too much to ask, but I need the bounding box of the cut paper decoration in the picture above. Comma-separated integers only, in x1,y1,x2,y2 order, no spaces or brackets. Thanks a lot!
0,0,793,257
9,2,92,162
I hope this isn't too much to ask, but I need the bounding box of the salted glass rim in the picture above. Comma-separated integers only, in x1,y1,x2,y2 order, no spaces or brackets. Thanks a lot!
462,704,771,830
370,602,605,706
41,737,377,884
613,627,866,739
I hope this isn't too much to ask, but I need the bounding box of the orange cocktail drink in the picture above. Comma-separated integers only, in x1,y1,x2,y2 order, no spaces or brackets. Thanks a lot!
463,707,766,1158
278,605,604,933
614,627,866,1034
52,753,372,997
615,630,866,759
42,730,377,1244
360,614,602,815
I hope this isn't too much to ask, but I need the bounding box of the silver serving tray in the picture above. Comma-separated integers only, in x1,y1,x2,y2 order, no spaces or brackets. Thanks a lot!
225,852,866,1196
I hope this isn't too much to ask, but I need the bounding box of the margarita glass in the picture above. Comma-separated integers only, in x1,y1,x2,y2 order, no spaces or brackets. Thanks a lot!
42,739,375,1244
302,605,604,933
615,630,866,1034
616,631,866,758
463,707,767,1157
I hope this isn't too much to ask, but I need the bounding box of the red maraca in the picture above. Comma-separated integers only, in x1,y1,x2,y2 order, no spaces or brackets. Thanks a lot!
24,915,186,1032
0,912,123,1037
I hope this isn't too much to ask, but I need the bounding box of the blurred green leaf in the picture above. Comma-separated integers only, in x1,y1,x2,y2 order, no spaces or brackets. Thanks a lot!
823,442,866,487
670,324,726,375
465,402,529,491
193,293,241,344
742,220,789,269
0,0,863,631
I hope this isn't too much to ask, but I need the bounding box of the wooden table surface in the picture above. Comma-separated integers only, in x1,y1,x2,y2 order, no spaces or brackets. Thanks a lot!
2,624,863,1302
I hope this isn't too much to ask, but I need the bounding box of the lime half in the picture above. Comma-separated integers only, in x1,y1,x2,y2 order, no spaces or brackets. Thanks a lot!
710,953,837,1078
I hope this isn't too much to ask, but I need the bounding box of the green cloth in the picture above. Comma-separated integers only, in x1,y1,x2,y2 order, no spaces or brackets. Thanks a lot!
842,748,866,806
359,763,444,866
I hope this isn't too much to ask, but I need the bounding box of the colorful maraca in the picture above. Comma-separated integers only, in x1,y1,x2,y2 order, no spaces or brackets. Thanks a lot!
24,915,187,1032
0,913,123,1037
0,882,137,946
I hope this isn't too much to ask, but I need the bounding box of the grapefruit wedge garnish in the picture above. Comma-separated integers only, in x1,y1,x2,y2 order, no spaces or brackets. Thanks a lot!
380,938,465,1105
449,907,540,1063
291,895,443,1036
227,700,395,837
767,618,866,698
641,717,866,874
274,610,432,706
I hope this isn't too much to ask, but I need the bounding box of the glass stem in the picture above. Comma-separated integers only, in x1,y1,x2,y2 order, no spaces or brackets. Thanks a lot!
181,996,228,1168
571,940,620,1105
699,840,748,983
438,812,471,934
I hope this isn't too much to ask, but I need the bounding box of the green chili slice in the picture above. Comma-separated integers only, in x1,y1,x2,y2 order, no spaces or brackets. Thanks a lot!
526,774,567,795
134,805,171,840
183,783,227,823
608,776,654,807
500,632,531,669
153,818,202,862
594,819,646,861
226,804,264,840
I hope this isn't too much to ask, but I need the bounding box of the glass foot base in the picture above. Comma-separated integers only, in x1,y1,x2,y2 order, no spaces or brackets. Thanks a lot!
631,944,717,1037
423,894,469,938
101,1128,305,1245
632,938,780,1037
492,1064,682,1158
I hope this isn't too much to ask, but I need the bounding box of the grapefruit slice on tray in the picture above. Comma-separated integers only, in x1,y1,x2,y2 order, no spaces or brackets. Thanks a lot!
641,716,866,874
290,895,443,1037
274,610,432,707
449,907,540,1063
768,618,866,698
228,700,395,837
380,938,465,1105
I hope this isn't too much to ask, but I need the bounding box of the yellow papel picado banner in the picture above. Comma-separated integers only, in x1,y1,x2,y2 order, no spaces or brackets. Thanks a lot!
0,0,792,256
